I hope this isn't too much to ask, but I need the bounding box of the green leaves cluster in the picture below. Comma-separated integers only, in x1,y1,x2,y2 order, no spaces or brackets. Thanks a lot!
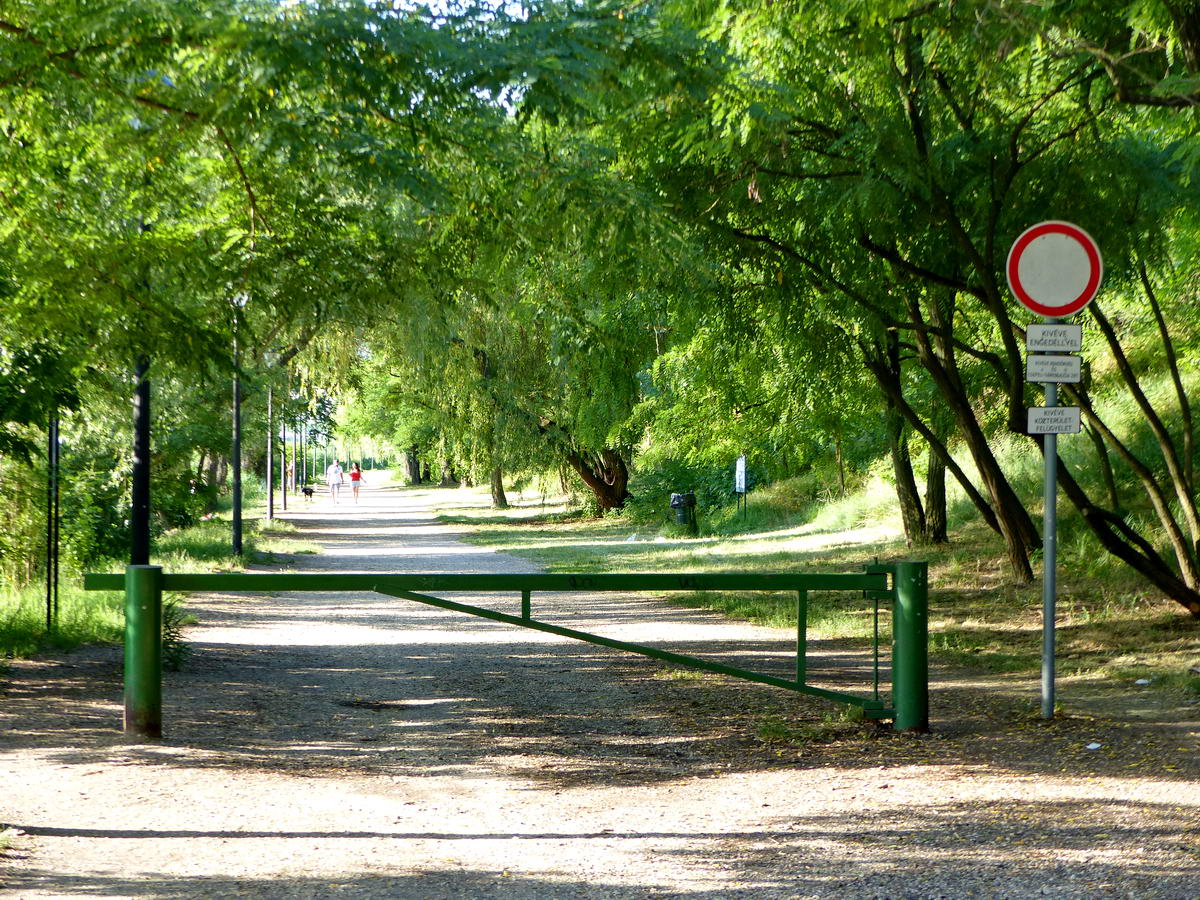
7,0,1200,618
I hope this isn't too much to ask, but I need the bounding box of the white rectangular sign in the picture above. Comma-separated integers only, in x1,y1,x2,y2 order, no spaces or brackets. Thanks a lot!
734,455,746,493
1026,354,1082,384
1028,406,1082,434
1027,323,1082,353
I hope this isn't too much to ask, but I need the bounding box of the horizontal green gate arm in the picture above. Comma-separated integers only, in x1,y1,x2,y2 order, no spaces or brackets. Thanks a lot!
376,586,889,715
83,571,889,593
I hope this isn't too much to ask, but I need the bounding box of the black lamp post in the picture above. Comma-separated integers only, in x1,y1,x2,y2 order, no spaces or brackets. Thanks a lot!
266,384,274,521
131,355,151,565
45,411,60,630
231,292,248,555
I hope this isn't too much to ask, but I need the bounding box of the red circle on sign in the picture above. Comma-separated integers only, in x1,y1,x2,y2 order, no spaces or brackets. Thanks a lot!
1006,221,1102,317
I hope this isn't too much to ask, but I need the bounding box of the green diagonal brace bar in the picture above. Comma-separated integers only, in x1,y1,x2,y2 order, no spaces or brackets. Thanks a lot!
84,567,908,724
375,586,888,714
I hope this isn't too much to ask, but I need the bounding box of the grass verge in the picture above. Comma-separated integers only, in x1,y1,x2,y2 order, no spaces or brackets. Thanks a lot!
1,507,320,661
435,487,1200,700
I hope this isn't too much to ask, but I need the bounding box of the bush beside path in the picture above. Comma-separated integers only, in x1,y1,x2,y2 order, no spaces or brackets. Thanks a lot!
2,483,1199,898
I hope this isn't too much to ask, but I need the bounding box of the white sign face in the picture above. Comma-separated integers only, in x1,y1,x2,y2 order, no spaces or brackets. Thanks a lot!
1007,221,1102,317
1028,406,1082,434
1026,354,1082,384
1027,323,1082,353
735,455,746,493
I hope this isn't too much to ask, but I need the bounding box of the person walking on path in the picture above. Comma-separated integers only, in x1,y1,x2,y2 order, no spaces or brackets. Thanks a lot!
325,458,344,503
348,461,365,503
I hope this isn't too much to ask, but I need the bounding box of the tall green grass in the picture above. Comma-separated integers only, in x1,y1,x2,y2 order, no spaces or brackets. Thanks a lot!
1,508,318,660
0,581,125,658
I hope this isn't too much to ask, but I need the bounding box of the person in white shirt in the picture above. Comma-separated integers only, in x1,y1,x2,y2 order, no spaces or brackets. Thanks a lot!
325,459,344,502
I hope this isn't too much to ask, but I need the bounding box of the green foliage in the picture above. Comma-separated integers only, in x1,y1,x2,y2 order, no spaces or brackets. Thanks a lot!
624,458,737,525
5,0,1200,615
0,582,124,659
0,491,292,660
0,345,81,462
161,598,193,672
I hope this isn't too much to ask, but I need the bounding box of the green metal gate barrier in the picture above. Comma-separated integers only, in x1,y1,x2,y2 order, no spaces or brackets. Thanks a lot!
84,561,928,739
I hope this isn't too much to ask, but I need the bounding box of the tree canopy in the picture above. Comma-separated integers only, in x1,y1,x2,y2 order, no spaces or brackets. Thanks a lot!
5,0,1200,618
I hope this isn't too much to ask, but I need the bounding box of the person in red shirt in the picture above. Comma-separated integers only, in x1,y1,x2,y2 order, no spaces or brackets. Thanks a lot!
349,462,365,503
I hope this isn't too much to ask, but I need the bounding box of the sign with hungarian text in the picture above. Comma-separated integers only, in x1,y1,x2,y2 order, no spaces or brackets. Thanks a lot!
1028,406,1081,435
1026,354,1082,384
1026,323,1082,353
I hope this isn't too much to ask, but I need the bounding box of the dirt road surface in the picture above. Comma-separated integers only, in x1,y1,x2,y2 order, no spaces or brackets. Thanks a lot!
3,483,1199,898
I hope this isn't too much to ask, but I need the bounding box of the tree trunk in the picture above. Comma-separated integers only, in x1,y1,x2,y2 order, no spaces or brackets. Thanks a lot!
924,439,948,544
1056,458,1200,618
888,410,925,546
940,374,1035,580
440,462,458,487
910,312,1037,581
490,467,508,509
204,453,221,487
1089,303,1200,578
1085,423,1120,513
835,430,846,497
564,448,630,511
862,346,1001,535
405,447,421,485
881,333,925,544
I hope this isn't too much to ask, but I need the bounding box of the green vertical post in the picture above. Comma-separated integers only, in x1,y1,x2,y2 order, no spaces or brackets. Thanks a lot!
795,590,807,684
521,589,531,621
124,564,163,739
891,560,928,732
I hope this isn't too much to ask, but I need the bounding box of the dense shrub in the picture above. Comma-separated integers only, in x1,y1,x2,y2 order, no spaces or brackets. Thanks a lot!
624,458,747,524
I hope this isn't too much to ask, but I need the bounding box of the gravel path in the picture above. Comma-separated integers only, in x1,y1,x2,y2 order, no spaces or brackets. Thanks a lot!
3,482,1199,898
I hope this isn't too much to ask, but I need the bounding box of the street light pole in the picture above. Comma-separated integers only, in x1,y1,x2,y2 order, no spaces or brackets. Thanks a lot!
231,293,247,555
131,356,151,565
280,420,287,512
266,385,274,521
45,411,59,631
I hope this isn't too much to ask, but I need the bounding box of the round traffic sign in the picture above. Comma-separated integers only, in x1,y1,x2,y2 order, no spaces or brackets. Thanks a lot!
1006,221,1102,317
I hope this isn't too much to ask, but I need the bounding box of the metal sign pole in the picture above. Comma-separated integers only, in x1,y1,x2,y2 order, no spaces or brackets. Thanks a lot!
1042,359,1058,719
1008,222,1102,721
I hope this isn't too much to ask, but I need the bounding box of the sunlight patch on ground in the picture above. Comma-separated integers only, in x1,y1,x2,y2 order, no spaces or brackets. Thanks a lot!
497,523,902,557
295,524,455,536
319,544,502,558
188,619,794,646
710,524,902,556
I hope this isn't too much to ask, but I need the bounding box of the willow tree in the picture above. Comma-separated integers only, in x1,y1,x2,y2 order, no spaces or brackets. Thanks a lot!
0,0,666,562
353,150,676,511
558,0,1200,613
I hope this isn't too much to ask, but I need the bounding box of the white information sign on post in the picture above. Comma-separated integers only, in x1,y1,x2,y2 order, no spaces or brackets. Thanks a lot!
1026,354,1082,384
1007,220,1102,723
1026,323,1083,353
1028,406,1082,434
734,455,746,494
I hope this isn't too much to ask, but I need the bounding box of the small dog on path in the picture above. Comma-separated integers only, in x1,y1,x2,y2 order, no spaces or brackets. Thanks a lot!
301,486,315,500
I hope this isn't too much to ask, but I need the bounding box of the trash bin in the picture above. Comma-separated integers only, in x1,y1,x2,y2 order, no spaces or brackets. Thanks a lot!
670,492,697,533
